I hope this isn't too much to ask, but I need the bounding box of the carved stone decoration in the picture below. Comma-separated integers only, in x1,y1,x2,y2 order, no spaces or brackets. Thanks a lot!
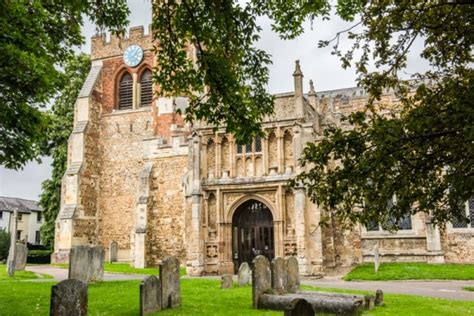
284,243,297,257
206,245,218,259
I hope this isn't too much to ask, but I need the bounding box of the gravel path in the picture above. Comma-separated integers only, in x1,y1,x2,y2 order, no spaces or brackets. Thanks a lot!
26,265,145,282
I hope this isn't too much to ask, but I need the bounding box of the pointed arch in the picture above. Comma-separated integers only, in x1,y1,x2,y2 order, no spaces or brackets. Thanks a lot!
118,72,133,110
139,68,153,107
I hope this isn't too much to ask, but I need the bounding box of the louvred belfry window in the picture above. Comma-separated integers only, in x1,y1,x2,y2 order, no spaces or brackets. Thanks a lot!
118,72,133,109
140,69,153,107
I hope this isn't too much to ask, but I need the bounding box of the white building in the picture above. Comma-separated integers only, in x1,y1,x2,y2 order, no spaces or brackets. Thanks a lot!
0,196,44,245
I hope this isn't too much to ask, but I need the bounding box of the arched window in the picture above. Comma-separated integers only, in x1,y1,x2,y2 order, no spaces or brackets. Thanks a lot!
118,72,133,110
140,69,153,107
255,136,262,153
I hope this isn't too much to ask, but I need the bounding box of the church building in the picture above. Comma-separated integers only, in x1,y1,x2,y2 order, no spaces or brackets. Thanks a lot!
53,26,474,275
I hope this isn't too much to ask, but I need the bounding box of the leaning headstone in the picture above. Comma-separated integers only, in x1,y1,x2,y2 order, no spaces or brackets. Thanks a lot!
252,255,271,309
160,256,181,309
286,256,300,294
375,289,384,306
140,275,162,315
50,279,88,316
238,262,251,286
271,257,287,294
14,243,28,271
284,299,315,316
221,274,233,289
374,244,380,273
69,245,104,283
109,241,118,263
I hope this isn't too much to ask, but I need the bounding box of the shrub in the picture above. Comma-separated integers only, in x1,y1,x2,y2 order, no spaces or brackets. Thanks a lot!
27,249,52,264
0,229,10,260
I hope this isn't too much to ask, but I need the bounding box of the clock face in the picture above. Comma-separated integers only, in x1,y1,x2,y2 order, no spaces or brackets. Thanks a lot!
123,44,144,68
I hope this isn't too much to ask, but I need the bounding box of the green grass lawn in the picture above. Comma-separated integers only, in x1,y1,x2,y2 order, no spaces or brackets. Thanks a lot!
0,278,473,315
0,264,52,281
53,262,186,276
344,262,474,281
464,286,474,292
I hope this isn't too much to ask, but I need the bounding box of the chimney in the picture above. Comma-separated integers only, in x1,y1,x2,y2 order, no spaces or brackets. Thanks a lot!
293,60,304,118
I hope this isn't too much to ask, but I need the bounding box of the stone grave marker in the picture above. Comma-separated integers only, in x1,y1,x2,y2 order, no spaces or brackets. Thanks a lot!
221,274,233,289
284,299,315,316
109,241,118,263
375,289,384,306
140,275,162,315
271,257,287,294
50,279,88,316
237,262,251,286
160,256,181,309
252,255,271,309
69,245,104,283
374,244,380,273
15,243,28,271
286,256,300,294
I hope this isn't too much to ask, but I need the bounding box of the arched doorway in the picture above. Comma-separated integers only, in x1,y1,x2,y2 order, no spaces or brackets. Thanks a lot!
232,199,274,272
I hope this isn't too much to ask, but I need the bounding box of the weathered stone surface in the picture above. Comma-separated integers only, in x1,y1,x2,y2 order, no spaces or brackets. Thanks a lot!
252,255,271,309
375,289,384,306
221,274,233,289
160,256,180,308
109,241,118,263
284,299,315,316
286,256,300,294
271,257,287,294
374,244,380,273
364,295,375,310
69,245,104,283
50,279,88,316
237,262,251,286
14,243,28,271
140,275,161,315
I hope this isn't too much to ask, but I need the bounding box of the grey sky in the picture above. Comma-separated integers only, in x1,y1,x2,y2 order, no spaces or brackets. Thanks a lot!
0,1,427,201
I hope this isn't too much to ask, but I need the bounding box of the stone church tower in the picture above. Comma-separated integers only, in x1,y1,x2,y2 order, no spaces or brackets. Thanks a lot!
53,25,474,274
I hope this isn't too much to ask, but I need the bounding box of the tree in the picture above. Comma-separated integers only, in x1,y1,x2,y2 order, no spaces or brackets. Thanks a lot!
39,54,91,249
0,1,129,169
152,1,473,226
0,229,10,261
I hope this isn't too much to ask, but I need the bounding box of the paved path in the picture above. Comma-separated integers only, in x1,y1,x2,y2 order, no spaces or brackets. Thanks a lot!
26,265,145,282
301,277,474,301
26,265,474,301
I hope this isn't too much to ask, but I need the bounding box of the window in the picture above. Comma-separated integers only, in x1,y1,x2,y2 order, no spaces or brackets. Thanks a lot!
245,142,252,153
17,213,22,221
365,197,412,231
16,230,22,241
255,136,262,153
236,144,243,154
118,72,133,109
140,69,153,107
452,197,474,229
35,231,41,244
37,212,42,223
0,211,2,220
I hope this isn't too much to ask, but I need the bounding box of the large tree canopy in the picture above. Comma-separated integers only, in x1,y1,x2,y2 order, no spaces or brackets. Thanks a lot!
152,0,473,226
0,0,129,169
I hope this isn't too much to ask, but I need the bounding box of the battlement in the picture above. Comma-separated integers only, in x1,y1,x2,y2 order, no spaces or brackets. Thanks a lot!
91,25,154,61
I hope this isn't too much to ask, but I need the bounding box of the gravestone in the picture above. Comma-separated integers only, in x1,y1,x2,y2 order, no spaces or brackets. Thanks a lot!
252,255,271,309
69,245,104,283
237,262,251,286
50,279,88,316
271,257,287,294
140,275,162,315
375,289,384,306
284,299,315,316
160,256,181,309
109,241,118,263
374,244,380,273
286,257,300,294
14,243,28,271
221,274,233,289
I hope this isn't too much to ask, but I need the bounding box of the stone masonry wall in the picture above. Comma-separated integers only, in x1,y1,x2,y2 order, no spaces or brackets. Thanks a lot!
97,109,154,257
442,230,474,263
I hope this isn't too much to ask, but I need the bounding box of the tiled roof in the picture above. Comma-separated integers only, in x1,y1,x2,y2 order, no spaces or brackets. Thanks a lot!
0,196,42,213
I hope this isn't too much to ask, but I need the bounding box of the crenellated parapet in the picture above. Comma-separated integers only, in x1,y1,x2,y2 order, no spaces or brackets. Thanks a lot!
91,25,153,60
